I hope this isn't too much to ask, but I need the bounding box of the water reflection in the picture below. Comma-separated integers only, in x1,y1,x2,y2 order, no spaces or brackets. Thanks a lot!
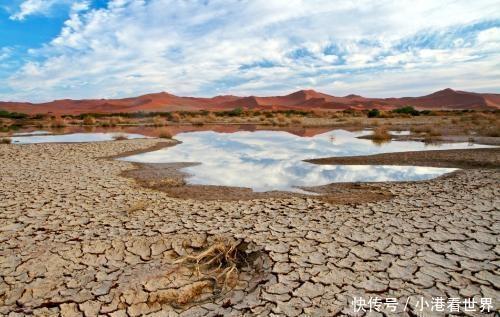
121,130,492,192
11,132,148,144
13,130,52,136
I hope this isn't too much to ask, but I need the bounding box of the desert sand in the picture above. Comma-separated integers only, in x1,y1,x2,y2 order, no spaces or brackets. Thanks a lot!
2,88,499,115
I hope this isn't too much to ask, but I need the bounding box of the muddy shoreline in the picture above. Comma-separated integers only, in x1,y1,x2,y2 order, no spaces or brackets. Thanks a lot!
307,147,500,169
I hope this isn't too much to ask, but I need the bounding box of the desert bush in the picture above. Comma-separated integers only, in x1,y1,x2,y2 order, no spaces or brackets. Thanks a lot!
0,110,28,119
109,116,124,125
378,111,394,118
171,112,182,122
100,120,111,127
153,115,167,127
206,112,217,122
410,125,432,134
371,126,391,141
83,116,96,125
1,137,12,144
228,107,243,117
189,117,204,126
420,110,433,115
367,109,380,118
427,128,442,137
158,128,173,139
276,114,287,123
112,134,128,141
51,117,67,128
393,106,420,116
478,122,500,137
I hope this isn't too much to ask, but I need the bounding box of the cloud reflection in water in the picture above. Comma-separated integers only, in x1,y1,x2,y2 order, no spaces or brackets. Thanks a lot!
121,130,490,193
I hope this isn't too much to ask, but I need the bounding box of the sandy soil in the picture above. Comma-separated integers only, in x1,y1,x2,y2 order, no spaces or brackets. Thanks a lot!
0,139,498,316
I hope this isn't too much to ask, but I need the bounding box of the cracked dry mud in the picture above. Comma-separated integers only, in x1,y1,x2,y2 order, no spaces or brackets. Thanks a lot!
0,139,499,317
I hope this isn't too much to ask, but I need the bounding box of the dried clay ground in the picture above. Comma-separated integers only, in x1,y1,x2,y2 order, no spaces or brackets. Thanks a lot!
0,139,499,317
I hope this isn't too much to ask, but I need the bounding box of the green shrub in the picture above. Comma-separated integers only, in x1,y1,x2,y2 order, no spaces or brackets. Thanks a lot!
393,106,420,116
228,107,243,116
0,110,28,119
367,109,380,118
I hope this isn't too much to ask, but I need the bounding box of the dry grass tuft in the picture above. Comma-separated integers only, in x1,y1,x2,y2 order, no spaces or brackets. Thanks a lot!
83,116,96,125
110,116,124,125
410,125,432,134
158,128,173,139
427,128,442,137
206,112,217,122
478,122,500,137
171,112,182,123
189,117,204,126
1,137,12,144
153,116,167,127
51,117,67,128
112,134,128,141
371,126,391,141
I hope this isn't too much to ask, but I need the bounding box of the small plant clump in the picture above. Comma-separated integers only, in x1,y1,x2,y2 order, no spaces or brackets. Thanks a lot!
189,117,204,126
82,116,96,125
371,126,392,141
1,137,12,144
206,112,217,122
171,112,182,122
51,117,67,128
112,134,128,141
393,106,420,116
0,110,28,119
109,116,124,125
367,109,380,118
158,128,173,139
152,115,167,127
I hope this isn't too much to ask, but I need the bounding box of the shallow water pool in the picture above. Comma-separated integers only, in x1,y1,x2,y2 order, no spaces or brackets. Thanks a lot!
10,132,148,144
120,129,492,193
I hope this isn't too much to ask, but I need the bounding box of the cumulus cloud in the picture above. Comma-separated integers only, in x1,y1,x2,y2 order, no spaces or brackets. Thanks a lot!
3,0,500,101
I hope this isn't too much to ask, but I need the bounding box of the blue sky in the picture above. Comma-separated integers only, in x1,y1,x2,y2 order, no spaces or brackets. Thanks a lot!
0,0,499,102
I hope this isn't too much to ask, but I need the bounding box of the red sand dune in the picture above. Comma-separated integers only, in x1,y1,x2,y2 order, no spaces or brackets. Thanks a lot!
1,88,498,115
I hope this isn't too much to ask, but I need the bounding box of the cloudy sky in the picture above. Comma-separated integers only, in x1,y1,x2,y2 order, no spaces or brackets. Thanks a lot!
0,0,499,102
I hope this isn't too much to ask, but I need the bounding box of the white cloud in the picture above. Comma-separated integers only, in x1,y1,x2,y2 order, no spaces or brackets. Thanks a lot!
9,0,89,20
3,0,500,101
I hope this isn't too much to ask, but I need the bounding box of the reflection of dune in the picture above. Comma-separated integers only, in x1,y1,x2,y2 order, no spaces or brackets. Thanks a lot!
48,125,335,138
11,132,147,144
